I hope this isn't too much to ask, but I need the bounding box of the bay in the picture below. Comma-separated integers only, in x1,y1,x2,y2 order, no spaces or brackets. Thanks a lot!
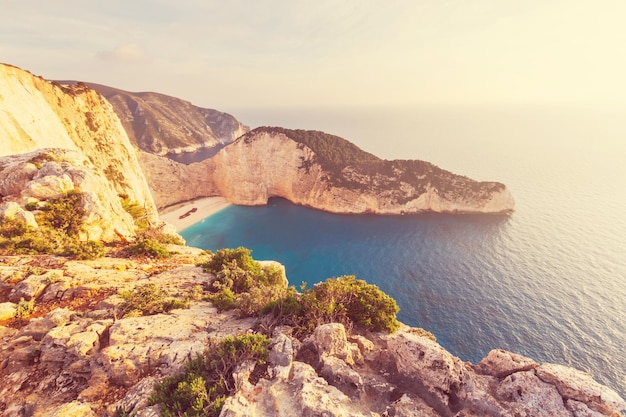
182,104,626,397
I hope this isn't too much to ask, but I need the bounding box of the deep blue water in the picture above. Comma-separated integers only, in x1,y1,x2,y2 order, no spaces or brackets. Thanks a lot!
181,105,626,398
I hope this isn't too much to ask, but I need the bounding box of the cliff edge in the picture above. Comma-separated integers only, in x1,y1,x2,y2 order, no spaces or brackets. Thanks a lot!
0,253,623,417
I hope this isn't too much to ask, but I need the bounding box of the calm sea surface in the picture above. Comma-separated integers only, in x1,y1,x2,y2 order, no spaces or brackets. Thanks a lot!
181,105,626,397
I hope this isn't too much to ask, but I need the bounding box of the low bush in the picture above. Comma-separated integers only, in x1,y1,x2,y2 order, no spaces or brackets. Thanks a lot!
150,334,270,417
266,275,400,336
199,248,288,317
15,298,35,319
118,283,189,318
65,240,106,260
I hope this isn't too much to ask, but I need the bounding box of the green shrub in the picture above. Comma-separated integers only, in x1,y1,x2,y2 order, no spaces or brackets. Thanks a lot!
206,287,237,311
65,240,106,260
25,201,39,211
118,283,188,318
39,190,86,237
127,238,171,259
199,248,288,317
120,195,150,230
150,334,270,417
15,298,35,318
267,275,400,336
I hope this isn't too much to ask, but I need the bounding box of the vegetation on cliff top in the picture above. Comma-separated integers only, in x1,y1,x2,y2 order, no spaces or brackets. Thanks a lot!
149,333,270,417
0,191,105,259
200,247,400,335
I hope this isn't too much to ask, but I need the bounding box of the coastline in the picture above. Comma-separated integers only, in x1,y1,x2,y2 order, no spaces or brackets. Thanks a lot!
159,196,231,232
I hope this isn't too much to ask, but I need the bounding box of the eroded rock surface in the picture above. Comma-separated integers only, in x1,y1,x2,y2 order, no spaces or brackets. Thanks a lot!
0,253,624,417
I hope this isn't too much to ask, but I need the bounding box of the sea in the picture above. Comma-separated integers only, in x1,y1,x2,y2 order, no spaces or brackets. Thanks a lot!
180,104,626,398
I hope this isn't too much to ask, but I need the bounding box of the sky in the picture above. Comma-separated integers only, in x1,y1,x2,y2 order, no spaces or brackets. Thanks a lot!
2,0,626,111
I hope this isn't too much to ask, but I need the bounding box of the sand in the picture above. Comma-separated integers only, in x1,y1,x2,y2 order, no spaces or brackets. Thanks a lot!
159,197,231,231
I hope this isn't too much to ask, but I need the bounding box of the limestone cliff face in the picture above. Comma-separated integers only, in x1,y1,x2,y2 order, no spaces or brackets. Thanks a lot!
208,128,515,215
138,151,219,209
0,64,159,238
66,82,250,157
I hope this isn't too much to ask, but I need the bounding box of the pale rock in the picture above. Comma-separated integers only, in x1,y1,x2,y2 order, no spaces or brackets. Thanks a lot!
0,266,21,282
22,173,74,199
100,303,255,386
456,373,509,416
66,326,101,357
475,349,538,378
13,308,72,342
8,270,52,302
109,376,158,417
37,400,96,417
536,363,626,416
0,301,17,320
386,394,441,417
310,323,355,365
495,370,573,416
384,330,469,412
319,354,364,398
292,361,368,417
0,64,161,240
221,361,369,417
0,201,38,228
566,399,608,417
138,151,220,209
0,160,38,196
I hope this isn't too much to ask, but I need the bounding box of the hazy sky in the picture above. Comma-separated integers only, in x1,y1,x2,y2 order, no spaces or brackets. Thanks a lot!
2,0,626,110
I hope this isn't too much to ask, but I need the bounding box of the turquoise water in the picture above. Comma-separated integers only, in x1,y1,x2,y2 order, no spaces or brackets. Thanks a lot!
181,105,626,397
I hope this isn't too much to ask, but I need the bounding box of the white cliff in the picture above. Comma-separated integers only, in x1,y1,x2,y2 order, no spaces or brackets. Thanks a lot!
207,128,515,215
0,64,159,239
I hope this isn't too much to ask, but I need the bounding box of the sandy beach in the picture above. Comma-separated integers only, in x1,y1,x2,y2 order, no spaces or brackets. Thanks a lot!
159,197,231,232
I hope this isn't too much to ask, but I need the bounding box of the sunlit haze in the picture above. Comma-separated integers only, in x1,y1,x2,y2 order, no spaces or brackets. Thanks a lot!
2,0,626,111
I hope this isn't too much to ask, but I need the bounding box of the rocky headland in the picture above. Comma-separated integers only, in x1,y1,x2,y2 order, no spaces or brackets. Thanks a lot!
0,252,624,417
58,81,249,158
0,63,622,416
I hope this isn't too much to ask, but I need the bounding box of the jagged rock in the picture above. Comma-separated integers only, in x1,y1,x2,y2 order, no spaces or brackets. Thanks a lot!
8,271,51,302
16,307,72,341
319,355,364,398
221,361,369,417
566,399,608,417
475,349,538,378
384,330,469,414
269,332,294,368
386,393,441,417
100,303,255,386
109,377,159,417
495,370,572,416
536,363,626,416
309,323,358,365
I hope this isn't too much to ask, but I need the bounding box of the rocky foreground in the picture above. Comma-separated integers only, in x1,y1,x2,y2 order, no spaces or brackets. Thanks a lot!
0,251,623,417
